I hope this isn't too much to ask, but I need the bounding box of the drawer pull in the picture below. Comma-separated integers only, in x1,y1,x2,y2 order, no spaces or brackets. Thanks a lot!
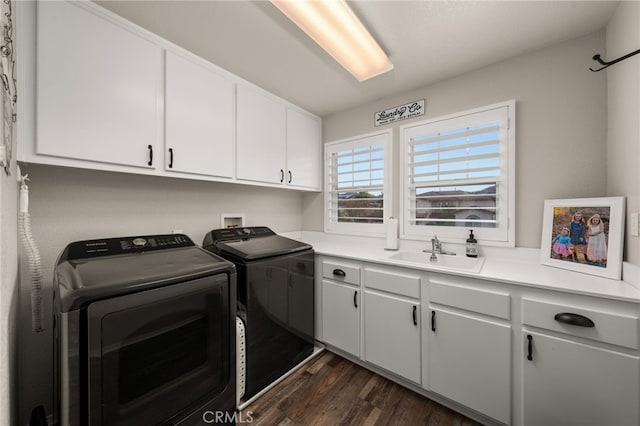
527,334,533,361
554,312,595,328
332,269,346,277
353,290,358,308
431,310,436,332
412,305,417,326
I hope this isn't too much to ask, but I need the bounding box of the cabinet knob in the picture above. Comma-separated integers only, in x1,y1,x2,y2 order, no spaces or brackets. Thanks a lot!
288,170,292,184
147,144,153,166
412,305,417,326
168,148,174,168
280,169,284,183
527,334,533,361
353,290,358,308
554,312,595,328
431,310,436,332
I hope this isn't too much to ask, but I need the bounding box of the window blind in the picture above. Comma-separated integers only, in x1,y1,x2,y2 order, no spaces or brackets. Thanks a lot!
327,144,385,224
408,121,501,228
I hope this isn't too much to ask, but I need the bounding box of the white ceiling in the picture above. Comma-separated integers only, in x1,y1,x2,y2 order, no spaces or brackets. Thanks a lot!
96,1,619,117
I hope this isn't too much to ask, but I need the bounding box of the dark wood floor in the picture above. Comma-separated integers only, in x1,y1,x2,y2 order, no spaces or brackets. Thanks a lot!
240,350,483,425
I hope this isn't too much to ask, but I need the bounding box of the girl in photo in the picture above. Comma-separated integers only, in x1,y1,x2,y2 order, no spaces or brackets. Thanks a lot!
586,213,607,266
568,212,586,262
552,227,572,259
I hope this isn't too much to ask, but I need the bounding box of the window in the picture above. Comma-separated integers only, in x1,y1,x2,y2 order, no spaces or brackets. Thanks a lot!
325,130,392,236
401,101,515,245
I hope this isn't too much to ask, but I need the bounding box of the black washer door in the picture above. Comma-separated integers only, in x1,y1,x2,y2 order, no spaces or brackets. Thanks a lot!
86,274,233,425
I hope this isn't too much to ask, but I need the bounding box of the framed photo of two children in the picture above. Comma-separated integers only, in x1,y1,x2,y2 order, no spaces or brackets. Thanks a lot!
540,197,625,280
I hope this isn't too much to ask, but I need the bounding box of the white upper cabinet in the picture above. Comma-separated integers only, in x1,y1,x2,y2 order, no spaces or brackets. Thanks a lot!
36,1,162,169
236,84,286,185
19,1,321,191
165,51,234,178
236,85,322,189
286,108,322,190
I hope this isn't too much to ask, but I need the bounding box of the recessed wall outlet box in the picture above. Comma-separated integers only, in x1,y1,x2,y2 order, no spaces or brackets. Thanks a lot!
631,213,639,237
221,213,245,228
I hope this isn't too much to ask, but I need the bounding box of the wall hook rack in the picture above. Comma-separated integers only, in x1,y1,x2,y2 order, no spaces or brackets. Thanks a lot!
589,48,640,72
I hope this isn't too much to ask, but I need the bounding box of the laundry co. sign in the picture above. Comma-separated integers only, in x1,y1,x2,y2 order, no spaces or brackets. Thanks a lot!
374,99,425,126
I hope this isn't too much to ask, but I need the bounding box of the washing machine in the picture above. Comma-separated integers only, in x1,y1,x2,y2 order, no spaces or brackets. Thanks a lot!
203,227,314,402
53,234,237,425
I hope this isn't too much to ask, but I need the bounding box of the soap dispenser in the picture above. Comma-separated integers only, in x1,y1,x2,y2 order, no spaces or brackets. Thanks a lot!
466,230,478,258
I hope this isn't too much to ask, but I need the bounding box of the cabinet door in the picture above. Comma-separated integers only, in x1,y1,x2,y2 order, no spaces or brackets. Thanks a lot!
165,51,234,178
364,291,421,383
429,308,511,424
523,331,640,426
322,280,360,357
236,85,286,184
36,1,161,168
286,108,321,190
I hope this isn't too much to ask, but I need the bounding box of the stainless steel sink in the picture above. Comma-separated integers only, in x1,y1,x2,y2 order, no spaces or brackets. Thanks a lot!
387,251,485,273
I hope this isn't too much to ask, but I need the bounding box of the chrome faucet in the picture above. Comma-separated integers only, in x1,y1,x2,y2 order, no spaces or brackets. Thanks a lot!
429,237,438,262
432,235,442,253
423,234,456,256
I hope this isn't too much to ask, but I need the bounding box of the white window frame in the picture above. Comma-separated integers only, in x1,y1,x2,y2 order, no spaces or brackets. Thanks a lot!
400,100,515,246
324,129,393,237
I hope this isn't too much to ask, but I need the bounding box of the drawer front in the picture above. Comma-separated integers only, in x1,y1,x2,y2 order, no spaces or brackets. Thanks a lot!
322,260,360,285
365,268,420,298
429,279,511,320
522,298,639,350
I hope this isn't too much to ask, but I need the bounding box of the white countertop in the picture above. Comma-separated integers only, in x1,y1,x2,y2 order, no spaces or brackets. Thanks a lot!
284,231,640,304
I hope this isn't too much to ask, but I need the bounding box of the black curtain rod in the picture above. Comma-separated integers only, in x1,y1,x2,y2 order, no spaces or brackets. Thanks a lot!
590,48,640,72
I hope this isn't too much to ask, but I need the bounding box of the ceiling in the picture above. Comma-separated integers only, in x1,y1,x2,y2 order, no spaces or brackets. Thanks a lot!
96,1,619,117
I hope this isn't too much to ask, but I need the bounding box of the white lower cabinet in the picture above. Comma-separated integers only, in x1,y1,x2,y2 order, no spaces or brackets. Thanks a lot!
426,277,512,424
317,255,640,426
364,290,421,383
522,331,640,426
522,297,640,426
428,308,511,424
321,280,360,357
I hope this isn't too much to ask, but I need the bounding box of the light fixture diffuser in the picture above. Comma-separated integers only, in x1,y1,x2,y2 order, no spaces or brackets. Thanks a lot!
271,0,393,82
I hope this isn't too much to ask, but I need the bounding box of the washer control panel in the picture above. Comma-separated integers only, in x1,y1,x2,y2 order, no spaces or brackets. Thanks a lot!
208,226,275,242
64,234,194,260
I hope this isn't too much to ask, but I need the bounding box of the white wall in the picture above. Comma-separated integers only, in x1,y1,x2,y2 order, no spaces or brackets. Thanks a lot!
303,31,609,251
606,2,640,265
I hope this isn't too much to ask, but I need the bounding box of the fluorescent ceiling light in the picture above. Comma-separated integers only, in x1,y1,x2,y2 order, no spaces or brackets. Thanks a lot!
271,0,393,82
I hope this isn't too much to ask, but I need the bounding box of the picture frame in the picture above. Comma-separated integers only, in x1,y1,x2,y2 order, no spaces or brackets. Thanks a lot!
540,197,625,280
